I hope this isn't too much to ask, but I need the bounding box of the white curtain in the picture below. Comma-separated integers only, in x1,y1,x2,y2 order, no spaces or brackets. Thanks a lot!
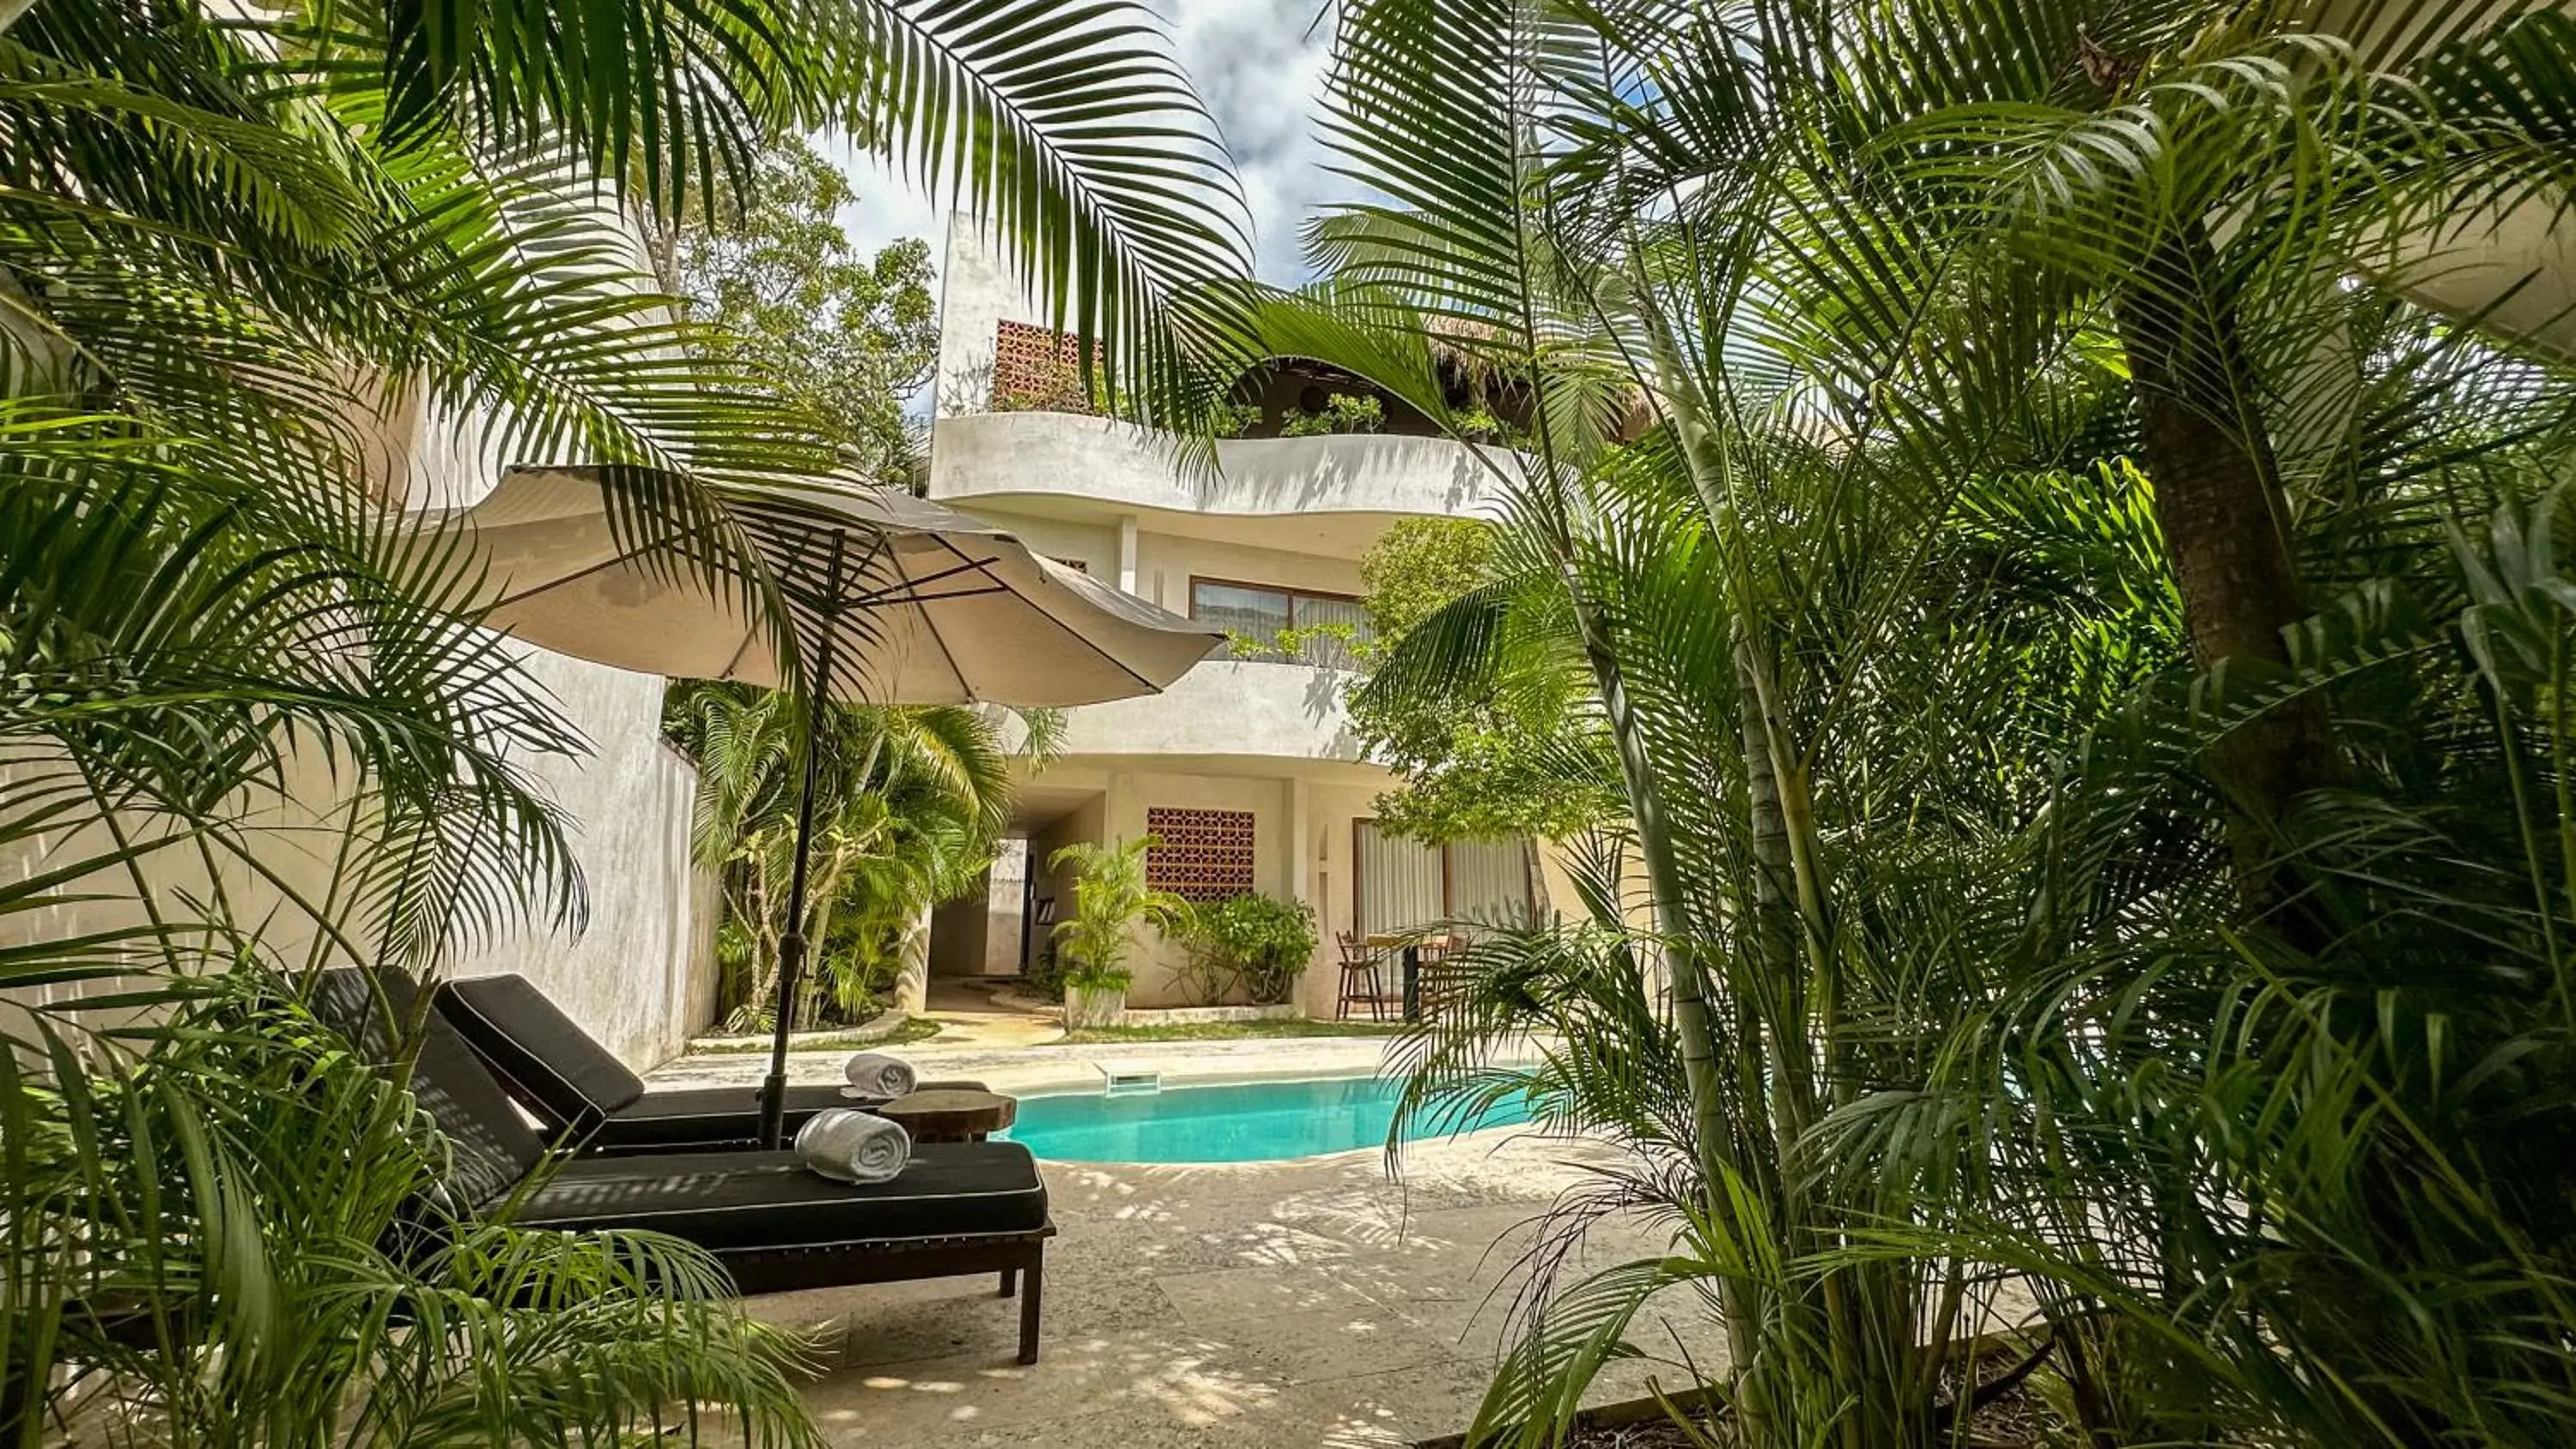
1354,826,1534,936
1446,839,1533,928
1355,823,1443,937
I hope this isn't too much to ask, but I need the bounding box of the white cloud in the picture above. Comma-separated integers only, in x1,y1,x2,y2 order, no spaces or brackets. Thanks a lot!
816,128,943,268
818,0,1351,288
1170,0,1339,284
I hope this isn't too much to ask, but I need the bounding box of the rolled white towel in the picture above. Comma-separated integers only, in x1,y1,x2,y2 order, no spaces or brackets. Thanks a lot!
841,1052,917,1098
795,1108,912,1185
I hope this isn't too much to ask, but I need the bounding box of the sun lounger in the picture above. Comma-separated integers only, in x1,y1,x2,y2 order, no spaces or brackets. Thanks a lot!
310,967,1052,1363
430,971,984,1155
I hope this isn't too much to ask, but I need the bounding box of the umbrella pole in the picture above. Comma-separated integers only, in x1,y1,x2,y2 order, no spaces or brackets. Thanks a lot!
759,610,841,1150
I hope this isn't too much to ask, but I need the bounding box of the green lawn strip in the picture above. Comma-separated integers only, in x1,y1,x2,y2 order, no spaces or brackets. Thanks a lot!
684,1017,945,1053
1057,1020,1409,1044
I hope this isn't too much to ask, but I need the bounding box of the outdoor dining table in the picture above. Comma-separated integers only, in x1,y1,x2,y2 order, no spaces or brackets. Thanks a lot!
1364,933,1460,1022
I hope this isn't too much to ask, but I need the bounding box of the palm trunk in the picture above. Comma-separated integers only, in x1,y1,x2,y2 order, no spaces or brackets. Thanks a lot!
2114,223,2334,900
1633,274,1912,1446
1564,590,1767,1382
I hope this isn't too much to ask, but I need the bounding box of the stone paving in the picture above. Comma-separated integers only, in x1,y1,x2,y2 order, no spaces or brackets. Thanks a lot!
652,1040,1719,1448
736,1133,1720,1448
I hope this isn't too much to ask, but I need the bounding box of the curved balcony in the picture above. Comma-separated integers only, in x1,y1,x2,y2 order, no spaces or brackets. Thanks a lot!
926,409,1519,523
1050,658,1364,764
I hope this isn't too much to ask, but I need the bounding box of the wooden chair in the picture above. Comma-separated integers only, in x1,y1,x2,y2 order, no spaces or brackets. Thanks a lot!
1334,930,1390,1022
1412,933,1467,1016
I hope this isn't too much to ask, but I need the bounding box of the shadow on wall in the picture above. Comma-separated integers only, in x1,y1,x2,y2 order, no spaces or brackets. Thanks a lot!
1299,664,1364,758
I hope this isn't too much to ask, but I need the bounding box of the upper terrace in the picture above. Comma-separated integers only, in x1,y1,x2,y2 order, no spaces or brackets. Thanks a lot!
924,409,1514,551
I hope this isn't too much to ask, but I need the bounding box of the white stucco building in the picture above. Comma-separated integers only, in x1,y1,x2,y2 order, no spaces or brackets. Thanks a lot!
921,223,1559,1018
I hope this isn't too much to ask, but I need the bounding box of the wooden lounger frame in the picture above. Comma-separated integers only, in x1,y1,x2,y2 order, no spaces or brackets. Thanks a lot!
719,1223,1056,1365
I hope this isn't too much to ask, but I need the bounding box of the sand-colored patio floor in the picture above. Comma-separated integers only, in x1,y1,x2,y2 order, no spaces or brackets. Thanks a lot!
658,1031,1722,1446
730,1130,1720,1448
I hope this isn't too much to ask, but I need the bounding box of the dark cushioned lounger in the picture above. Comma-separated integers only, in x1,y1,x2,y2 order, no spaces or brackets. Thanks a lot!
311,967,1053,1362
433,972,984,1155
517,1143,1048,1255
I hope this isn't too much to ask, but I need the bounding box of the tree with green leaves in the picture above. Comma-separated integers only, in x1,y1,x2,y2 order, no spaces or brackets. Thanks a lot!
1,0,1243,1437
663,134,940,478
1346,517,1619,844
1048,835,1187,1006
1246,1,2576,1446
663,682,1027,1028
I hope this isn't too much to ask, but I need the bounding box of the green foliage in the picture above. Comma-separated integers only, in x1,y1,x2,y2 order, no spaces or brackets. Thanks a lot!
672,135,940,478
1172,892,1319,1005
6,964,822,1447
1292,2,2576,1446
1360,519,1495,639
0,0,1245,1440
1021,943,1071,1003
663,683,1016,1028
1210,401,1265,438
1279,392,1385,437
1348,518,1619,842
1450,403,1527,449
1047,835,1188,995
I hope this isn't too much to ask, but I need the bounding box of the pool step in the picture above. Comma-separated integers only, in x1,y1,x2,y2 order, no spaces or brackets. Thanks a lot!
1096,1059,1162,1096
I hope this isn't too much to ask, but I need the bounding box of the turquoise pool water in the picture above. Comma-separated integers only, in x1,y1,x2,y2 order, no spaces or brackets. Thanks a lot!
999,1074,1534,1164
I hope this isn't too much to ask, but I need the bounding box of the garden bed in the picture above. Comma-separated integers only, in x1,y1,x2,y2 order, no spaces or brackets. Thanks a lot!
683,1010,939,1054
1120,1002,1301,1025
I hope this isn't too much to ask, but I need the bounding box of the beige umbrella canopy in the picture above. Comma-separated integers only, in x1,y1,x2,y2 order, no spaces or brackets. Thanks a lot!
417,463,1224,1143
430,464,1221,707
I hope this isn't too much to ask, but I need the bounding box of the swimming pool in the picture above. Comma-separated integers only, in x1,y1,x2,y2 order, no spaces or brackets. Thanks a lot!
999,1074,1534,1164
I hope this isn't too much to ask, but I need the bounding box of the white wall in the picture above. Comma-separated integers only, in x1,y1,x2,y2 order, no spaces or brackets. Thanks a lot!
935,216,1041,417
929,411,1511,529
437,646,717,1065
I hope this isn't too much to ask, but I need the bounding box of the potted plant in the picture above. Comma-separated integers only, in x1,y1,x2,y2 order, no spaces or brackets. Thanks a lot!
1176,892,1320,1006
1047,835,1187,1029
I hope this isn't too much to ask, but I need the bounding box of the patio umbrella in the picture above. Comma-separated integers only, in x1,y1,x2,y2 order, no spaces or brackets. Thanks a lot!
417,464,1224,1143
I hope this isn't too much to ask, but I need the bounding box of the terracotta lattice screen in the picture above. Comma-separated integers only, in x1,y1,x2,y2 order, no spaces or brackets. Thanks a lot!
1145,807,1255,903
991,320,1098,414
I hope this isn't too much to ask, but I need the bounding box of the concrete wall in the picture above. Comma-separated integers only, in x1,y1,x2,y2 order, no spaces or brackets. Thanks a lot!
437,645,717,1065
929,411,1511,530
1026,793,1109,975
1054,661,1363,763
923,216,1571,1022
935,216,1042,417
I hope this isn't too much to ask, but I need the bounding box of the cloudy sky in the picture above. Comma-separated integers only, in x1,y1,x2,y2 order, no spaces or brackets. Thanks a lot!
818,0,1345,288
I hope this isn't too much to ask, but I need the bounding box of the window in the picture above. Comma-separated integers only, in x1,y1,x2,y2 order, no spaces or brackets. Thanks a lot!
1145,807,1256,902
1189,579,1375,667
1354,823,1536,937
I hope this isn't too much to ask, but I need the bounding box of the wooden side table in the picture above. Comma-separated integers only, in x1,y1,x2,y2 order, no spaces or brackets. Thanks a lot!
876,1088,1018,1143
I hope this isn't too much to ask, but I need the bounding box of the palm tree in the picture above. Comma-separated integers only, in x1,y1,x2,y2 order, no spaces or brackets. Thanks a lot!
1255,1,2576,1445
1047,834,1187,1022
2,0,1242,1437
664,682,1021,1027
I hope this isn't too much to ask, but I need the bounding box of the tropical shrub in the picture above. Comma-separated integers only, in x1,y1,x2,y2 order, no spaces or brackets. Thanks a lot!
1048,835,1188,997
664,685,1014,1028
5,964,821,1446
1279,393,1386,437
1173,892,1320,1005
1256,1,2576,1446
0,0,1246,1437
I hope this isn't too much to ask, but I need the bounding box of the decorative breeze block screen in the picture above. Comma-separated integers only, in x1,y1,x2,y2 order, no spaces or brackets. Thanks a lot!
1145,807,1255,903
992,320,1097,414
